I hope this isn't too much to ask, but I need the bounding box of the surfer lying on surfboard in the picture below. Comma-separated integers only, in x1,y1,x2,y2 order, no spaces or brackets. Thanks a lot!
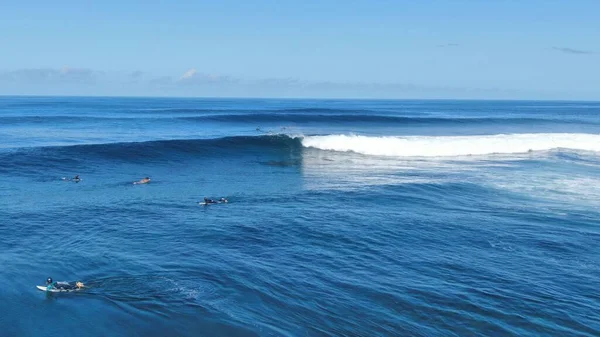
62,175,81,182
133,177,151,185
200,197,228,205
41,277,85,292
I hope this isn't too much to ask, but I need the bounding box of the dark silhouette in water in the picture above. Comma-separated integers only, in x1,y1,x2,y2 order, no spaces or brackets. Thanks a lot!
62,175,81,182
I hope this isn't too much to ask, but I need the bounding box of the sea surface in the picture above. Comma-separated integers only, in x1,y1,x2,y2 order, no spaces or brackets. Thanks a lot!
0,97,599,337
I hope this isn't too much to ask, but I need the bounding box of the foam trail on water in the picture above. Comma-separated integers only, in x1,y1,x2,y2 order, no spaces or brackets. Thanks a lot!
301,133,600,157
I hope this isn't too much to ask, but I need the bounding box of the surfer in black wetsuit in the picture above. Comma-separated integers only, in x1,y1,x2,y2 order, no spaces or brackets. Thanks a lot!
45,277,85,291
204,197,217,204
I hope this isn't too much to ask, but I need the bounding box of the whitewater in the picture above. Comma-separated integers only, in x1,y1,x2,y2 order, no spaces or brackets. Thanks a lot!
301,133,600,157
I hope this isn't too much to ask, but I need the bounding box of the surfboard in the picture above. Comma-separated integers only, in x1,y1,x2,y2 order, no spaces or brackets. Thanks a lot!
36,285,81,292
37,285,72,292
199,200,229,205
198,201,223,206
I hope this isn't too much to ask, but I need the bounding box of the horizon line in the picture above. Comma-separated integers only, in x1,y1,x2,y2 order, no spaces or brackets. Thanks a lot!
1,94,599,103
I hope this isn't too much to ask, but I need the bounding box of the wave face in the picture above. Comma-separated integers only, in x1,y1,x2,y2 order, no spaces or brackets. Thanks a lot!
302,133,600,157
0,135,302,173
3,132,600,173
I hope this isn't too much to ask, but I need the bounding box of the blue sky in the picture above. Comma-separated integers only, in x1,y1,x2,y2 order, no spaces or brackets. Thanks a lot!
1,0,599,99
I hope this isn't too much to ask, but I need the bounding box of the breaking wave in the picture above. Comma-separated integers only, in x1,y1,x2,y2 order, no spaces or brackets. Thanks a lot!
301,133,600,157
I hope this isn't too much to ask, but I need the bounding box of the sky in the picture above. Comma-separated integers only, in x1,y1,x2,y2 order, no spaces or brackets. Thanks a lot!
1,0,599,99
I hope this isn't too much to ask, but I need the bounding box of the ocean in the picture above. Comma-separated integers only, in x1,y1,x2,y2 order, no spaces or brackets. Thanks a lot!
0,97,599,336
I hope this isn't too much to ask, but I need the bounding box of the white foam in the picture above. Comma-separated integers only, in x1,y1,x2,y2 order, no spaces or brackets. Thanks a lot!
301,133,600,157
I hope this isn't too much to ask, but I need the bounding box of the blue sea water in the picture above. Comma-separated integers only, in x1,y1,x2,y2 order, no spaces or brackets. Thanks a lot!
0,96,599,337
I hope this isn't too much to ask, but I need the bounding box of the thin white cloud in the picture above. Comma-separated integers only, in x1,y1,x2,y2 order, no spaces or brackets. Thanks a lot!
552,47,594,55
179,68,197,80
0,66,577,99
129,70,144,79
1,67,98,83
176,68,236,85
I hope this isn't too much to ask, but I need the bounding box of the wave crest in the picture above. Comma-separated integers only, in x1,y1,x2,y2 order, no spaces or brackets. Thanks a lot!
301,133,600,157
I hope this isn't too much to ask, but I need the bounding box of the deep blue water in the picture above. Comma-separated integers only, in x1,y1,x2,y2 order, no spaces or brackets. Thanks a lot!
1,97,599,336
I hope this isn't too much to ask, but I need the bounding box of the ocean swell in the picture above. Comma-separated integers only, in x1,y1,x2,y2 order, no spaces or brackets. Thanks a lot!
4,133,600,174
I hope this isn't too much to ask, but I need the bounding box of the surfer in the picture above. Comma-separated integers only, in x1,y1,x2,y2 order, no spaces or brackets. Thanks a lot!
45,277,85,291
201,197,228,205
63,175,81,182
133,177,151,185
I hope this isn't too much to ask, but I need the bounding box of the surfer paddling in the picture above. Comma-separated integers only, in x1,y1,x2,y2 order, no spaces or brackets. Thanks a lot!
62,175,81,182
200,197,228,205
43,277,85,291
133,177,151,185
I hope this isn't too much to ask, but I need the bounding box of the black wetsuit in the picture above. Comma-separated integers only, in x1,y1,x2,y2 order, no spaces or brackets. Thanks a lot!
47,281,78,291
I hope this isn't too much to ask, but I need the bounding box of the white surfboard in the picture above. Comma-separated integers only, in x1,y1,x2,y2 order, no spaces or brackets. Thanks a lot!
199,201,227,206
36,285,80,292
199,199,228,206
